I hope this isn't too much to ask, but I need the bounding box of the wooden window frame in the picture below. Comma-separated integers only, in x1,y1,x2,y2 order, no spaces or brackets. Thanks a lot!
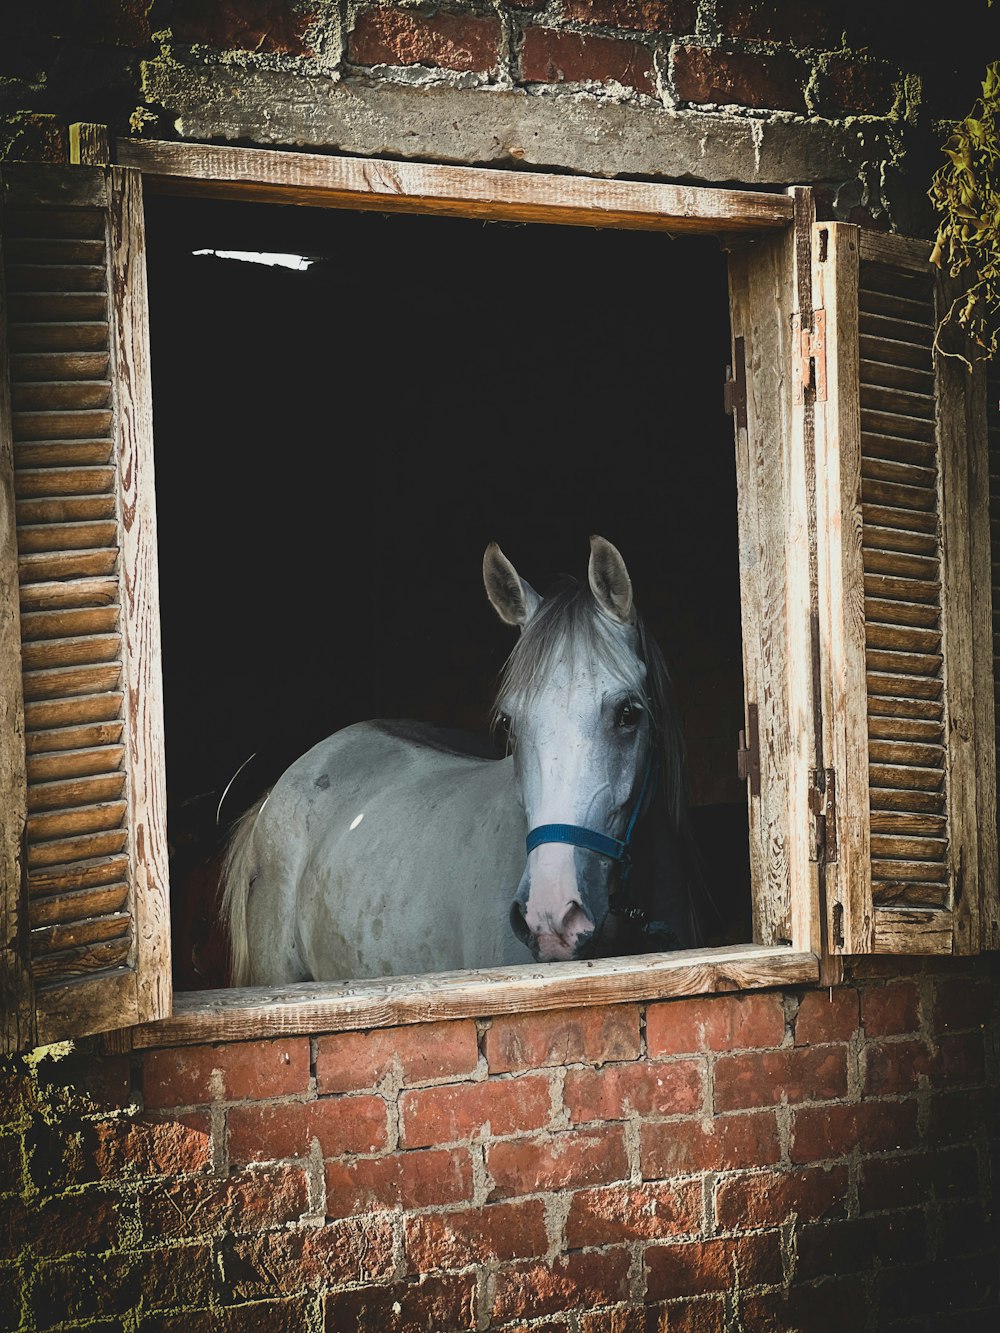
7,137,835,1053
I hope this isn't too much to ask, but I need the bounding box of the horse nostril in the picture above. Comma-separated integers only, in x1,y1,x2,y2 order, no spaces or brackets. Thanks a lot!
509,899,531,944
560,901,593,942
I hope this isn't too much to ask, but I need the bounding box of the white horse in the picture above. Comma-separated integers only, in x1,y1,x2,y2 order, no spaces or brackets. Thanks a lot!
220,536,708,985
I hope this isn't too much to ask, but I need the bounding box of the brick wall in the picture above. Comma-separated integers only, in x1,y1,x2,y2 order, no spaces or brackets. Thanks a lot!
2,961,997,1330
0,1,994,231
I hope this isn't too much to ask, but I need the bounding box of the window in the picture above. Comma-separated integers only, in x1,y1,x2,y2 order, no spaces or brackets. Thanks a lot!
1,146,995,1056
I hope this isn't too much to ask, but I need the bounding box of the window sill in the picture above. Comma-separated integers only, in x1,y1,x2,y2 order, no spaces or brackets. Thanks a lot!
114,943,819,1050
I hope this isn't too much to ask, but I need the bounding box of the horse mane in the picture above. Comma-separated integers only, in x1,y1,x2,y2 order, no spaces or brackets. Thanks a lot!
492,578,687,835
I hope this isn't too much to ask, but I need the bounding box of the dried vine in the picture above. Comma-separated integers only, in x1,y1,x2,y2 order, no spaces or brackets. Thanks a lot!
929,58,1000,365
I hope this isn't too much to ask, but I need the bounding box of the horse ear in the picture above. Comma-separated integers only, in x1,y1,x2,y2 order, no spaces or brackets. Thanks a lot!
483,542,541,627
588,534,634,623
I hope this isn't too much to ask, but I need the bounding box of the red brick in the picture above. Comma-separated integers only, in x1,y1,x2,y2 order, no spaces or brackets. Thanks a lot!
8,1188,120,1256
405,1199,548,1271
875,1252,999,1318
224,1218,395,1297
147,1300,315,1333
561,1,696,32
927,1088,992,1146
861,982,920,1037
859,1148,979,1212
714,1164,848,1229
713,1046,848,1111
138,1165,308,1238
520,27,655,97
90,1112,212,1177
492,1249,631,1321
647,993,784,1056
633,1299,727,1332
227,1094,387,1163
933,1032,986,1085
673,45,806,113
324,1273,476,1333
863,1039,930,1095
325,1146,473,1216
171,0,318,56
349,7,500,73
646,1233,783,1300
564,1057,704,1122
400,1075,551,1148
819,56,898,117
32,1253,135,1326
641,1110,781,1178
316,1019,478,1093
739,1277,866,1333
715,0,840,46
794,988,859,1045
933,977,996,1033
143,1039,310,1109
136,1243,216,1312
566,1178,702,1245
484,1005,639,1074
790,1099,919,1163
796,1211,926,1279
487,1126,629,1198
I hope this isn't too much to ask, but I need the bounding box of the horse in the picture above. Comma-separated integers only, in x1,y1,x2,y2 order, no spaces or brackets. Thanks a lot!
219,535,711,985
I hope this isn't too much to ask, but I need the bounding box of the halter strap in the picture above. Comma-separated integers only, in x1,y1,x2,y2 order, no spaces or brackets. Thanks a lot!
524,748,657,872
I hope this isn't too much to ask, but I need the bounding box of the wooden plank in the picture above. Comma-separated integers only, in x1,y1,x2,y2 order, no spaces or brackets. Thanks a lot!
3,166,109,211
728,233,798,947
31,910,130,955
813,223,871,953
26,743,125,782
29,883,129,927
17,495,117,526
21,633,121,671
20,604,119,640
15,439,113,467
118,138,795,235
858,231,934,273
32,935,131,982
24,690,122,729
108,166,171,1025
69,124,111,168
9,323,108,353
28,853,128,895
872,908,952,953
36,966,139,1044
19,575,118,612
27,826,127,869
0,173,36,1052
25,719,123,754
115,944,819,1049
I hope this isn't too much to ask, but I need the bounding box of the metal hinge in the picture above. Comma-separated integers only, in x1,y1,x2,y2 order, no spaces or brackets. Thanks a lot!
793,309,826,403
737,702,760,797
723,335,748,430
808,767,838,863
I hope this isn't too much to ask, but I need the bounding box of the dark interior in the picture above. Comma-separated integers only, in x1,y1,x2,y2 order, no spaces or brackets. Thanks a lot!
142,192,752,988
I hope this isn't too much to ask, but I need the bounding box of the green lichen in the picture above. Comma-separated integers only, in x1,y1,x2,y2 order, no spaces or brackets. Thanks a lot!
929,58,1000,364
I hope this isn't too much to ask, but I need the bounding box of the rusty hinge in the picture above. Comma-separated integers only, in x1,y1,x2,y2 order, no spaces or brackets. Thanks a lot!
792,309,826,404
737,702,760,797
808,767,838,863
723,335,747,430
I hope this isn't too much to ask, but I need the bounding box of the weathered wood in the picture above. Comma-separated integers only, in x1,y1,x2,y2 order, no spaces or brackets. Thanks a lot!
31,934,131,982
21,633,121,671
17,495,117,526
8,293,108,323
872,908,952,953
108,165,171,1025
982,365,1000,950
5,264,107,293
10,323,108,353
118,138,795,235
31,910,130,955
27,771,126,812
858,230,933,272
24,690,122,729
36,966,138,1045
5,239,106,266
20,604,119,640
25,719,123,754
12,407,113,440
18,550,119,584
15,439,113,467
3,168,108,211
15,468,116,498
29,880,128,928
27,743,126,782
114,944,819,1049
69,124,111,168
861,524,937,557
862,501,937,533
13,380,112,410
21,661,121,699
0,174,36,1053
813,223,870,952
27,826,127,869
29,853,128,895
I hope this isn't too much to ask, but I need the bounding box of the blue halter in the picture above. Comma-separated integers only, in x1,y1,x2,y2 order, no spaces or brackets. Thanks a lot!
524,746,657,885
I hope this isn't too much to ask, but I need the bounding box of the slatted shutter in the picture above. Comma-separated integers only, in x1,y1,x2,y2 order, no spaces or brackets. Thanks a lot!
815,223,998,955
0,163,170,1048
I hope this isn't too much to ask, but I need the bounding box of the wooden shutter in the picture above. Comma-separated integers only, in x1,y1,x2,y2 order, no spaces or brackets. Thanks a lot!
727,191,822,957
815,222,998,955
0,163,170,1048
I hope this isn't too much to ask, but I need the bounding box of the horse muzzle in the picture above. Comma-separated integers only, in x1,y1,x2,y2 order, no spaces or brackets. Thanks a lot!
510,845,605,961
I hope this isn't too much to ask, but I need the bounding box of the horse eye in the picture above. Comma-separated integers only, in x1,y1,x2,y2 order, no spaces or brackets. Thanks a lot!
498,713,515,742
615,700,641,728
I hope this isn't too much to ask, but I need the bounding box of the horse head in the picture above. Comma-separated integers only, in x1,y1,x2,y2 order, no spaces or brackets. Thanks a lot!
484,535,676,963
